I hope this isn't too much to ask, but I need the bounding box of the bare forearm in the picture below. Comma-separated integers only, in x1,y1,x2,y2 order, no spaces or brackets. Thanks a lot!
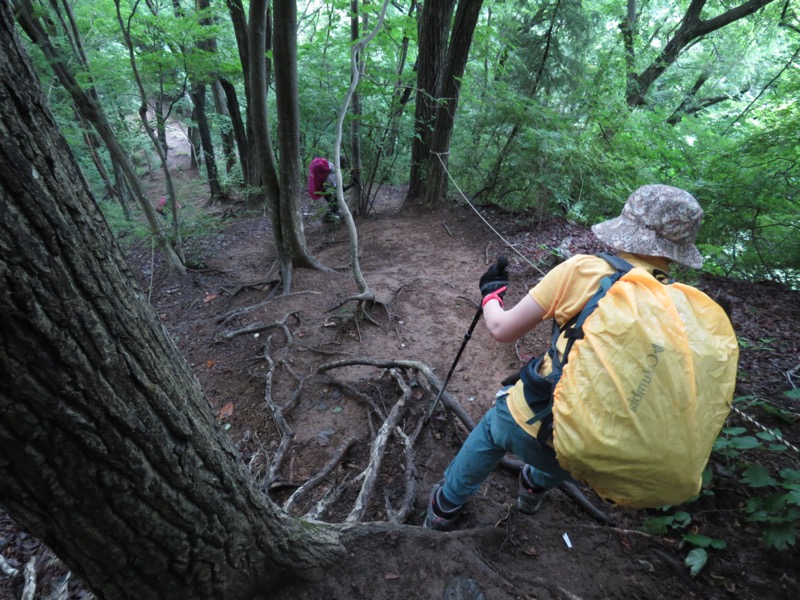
483,293,545,343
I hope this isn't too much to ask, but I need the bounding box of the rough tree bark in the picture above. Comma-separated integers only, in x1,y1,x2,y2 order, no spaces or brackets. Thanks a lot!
408,0,456,201
190,0,224,203
0,8,344,598
272,0,328,279
423,0,485,207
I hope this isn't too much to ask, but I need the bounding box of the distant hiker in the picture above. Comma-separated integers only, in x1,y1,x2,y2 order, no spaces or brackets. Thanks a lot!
156,196,168,217
424,184,738,530
155,196,180,218
307,156,358,223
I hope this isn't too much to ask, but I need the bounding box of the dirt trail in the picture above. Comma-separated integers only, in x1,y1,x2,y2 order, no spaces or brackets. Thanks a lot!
1,138,798,598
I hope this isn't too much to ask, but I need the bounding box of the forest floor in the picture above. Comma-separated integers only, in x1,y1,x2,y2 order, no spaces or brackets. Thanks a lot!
1,156,799,599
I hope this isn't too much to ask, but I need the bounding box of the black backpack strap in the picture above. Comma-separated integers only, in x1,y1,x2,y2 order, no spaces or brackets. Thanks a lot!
550,254,629,375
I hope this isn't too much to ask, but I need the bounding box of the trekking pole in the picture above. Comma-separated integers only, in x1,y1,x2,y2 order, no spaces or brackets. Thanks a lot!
425,256,508,422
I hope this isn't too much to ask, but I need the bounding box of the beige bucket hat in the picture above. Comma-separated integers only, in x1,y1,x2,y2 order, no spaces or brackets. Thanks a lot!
591,184,704,268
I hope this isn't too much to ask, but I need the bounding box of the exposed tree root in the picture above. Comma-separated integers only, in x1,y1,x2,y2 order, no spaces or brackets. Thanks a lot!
234,320,617,539
216,291,319,326
0,553,17,578
263,335,294,484
283,435,358,515
21,557,35,600
346,368,413,523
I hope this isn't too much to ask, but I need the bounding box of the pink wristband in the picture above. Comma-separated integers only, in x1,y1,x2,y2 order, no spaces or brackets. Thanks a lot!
481,286,507,308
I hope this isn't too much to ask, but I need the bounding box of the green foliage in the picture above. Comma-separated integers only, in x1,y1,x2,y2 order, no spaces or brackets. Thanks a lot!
711,394,800,551
684,548,708,577
641,510,692,535
683,534,727,576
21,0,800,286
742,468,800,550
100,199,152,245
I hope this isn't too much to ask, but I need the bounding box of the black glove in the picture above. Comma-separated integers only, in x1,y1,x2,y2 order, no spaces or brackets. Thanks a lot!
479,257,509,307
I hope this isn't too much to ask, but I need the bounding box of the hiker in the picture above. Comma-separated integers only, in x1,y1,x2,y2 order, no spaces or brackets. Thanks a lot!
424,184,711,530
307,156,358,223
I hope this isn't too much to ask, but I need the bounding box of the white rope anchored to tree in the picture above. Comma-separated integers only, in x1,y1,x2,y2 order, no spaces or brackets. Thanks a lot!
432,151,546,276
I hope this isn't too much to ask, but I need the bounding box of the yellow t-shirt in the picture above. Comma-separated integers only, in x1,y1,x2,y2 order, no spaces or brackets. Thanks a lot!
506,253,670,438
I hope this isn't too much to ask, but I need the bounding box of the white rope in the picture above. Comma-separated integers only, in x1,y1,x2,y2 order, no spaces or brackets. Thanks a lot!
731,404,800,456
433,151,546,275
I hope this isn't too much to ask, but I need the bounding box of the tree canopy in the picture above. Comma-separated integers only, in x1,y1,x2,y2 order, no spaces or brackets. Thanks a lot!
14,0,800,285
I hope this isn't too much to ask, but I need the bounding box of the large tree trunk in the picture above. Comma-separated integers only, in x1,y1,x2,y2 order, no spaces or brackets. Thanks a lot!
423,0,484,207
0,9,344,598
408,0,455,201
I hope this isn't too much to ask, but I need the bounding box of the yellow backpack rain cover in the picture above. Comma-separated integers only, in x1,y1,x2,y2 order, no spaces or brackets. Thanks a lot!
552,265,738,508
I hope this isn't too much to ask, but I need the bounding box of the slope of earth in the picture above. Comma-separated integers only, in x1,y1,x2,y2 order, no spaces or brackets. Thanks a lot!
1,184,798,600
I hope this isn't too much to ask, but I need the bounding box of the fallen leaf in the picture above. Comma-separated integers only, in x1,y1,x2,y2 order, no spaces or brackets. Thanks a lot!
217,401,234,421
523,546,540,558
206,360,216,368
204,293,218,303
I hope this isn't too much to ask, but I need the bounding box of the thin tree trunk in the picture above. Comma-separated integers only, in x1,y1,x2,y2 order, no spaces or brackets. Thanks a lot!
218,78,250,183
351,0,365,215
247,0,281,212
272,0,328,277
212,80,237,174
114,0,186,265
191,82,224,202
193,0,224,203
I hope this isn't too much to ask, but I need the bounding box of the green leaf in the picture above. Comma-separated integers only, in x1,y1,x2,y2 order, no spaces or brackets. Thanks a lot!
731,436,762,450
682,533,713,548
780,469,800,483
784,388,800,399
741,465,778,487
756,430,780,441
641,515,675,535
685,548,708,577
684,533,728,550
764,522,797,551
709,538,727,550
701,465,713,486
672,512,692,528
722,426,747,436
